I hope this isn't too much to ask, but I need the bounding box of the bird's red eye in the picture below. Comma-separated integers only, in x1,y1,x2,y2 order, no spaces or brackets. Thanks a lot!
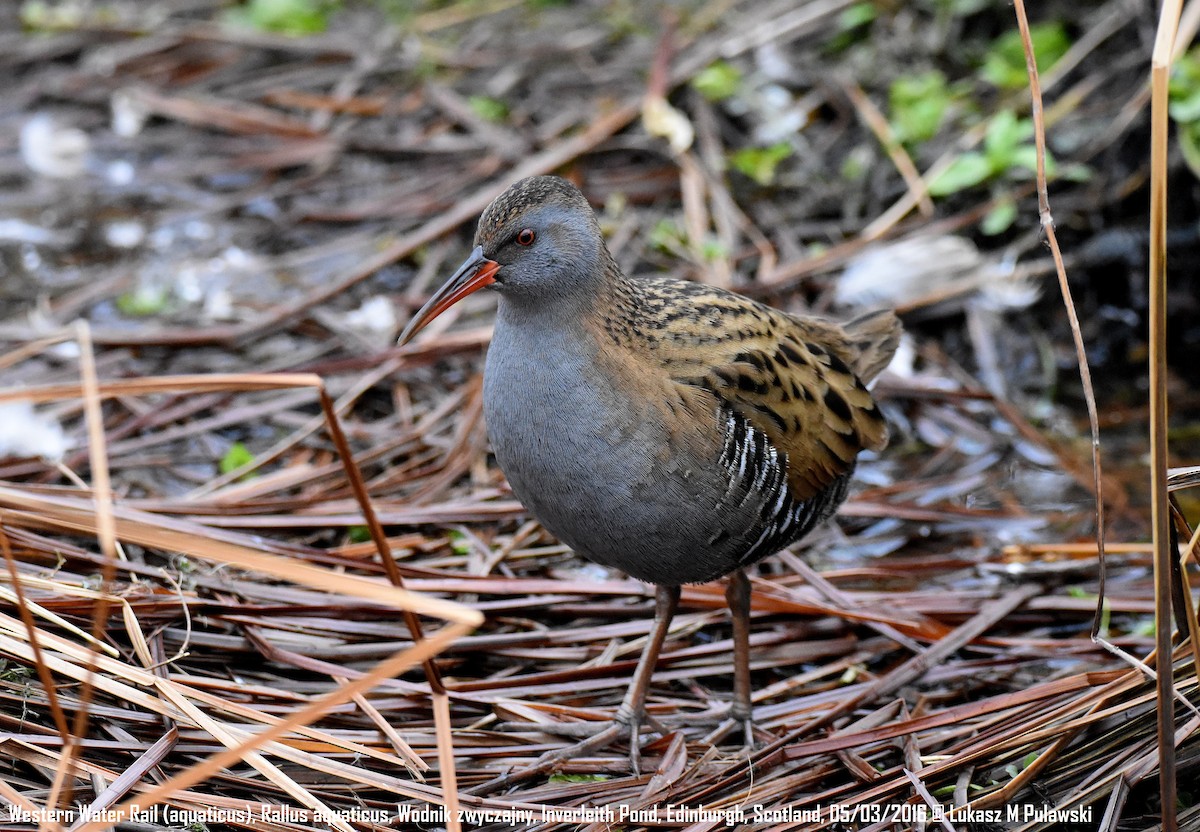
516,228,536,246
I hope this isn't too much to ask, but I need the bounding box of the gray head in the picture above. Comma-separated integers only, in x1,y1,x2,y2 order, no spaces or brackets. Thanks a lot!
476,176,610,300
397,176,611,345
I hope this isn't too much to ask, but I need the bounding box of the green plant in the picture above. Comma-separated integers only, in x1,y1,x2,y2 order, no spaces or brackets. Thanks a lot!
20,1,99,29
698,237,728,261
840,144,872,182
691,61,742,102
889,71,954,145
730,142,792,185
648,218,687,256
980,195,1017,236
219,441,256,476
116,284,170,317
647,218,724,263
981,22,1071,89
1128,616,1156,637
931,0,991,15
1004,751,1040,780
1169,49,1200,177
446,529,471,556
827,2,876,52
224,0,332,35
929,110,1093,233
929,110,1051,196
468,95,509,122
0,660,33,682
548,773,611,783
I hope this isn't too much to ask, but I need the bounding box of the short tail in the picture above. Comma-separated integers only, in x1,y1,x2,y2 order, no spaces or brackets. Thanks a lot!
842,309,902,382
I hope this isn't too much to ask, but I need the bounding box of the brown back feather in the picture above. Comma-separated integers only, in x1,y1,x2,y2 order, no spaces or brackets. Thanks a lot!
602,277,900,501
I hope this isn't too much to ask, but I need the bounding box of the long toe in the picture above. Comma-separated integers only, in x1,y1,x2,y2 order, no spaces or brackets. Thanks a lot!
700,707,765,752
612,703,646,775
469,721,636,796
740,715,756,753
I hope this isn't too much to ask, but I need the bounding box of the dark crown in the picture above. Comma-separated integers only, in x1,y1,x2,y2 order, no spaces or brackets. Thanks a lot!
476,176,591,243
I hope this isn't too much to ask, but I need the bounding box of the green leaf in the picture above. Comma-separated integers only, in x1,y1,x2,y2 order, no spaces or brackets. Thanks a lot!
1179,121,1200,179
981,22,1071,89
1169,92,1200,124
1169,49,1200,149
1129,616,1157,637
225,0,330,36
928,152,993,196
116,285,170,317
700,236,728,261
347,525,372,543
0,661,33,682
1008,143,1055,176
889,71,951,145
730,142,792,185
981,198,1017,235
1169,50,1200,121
692,61,741,102
827,2,876,51
468,95,509,122
838,2,877,30
548,773,611,783
840,145,871,182
20,1,64,29
1060,162,1093,182
937,0,990,14
219,442,255,476
648,218,687,254
983,110,1032,162
446,529,471,556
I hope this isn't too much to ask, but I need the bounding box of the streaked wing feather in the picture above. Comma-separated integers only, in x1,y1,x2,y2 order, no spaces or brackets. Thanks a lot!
637,279,897,501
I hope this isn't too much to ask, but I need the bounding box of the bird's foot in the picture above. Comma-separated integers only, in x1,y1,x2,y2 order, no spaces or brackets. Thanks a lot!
471,585,682,797
701,702,759,754
731,701,755,751
515,708,667,741
470,706,655,796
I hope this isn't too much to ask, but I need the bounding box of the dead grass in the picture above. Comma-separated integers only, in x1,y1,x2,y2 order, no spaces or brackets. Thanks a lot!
1,1,1197,830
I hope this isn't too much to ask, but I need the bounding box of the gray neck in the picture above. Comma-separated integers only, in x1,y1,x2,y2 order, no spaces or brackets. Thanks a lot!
493,249,624,334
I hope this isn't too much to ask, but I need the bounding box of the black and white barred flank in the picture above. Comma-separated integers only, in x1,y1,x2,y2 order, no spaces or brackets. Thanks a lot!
713,408,851,569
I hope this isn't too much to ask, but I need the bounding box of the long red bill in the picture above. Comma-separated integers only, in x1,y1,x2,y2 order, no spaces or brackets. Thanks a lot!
397,246,499,346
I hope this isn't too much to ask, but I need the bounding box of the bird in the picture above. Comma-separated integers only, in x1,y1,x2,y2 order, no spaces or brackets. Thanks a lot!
397,175,900,775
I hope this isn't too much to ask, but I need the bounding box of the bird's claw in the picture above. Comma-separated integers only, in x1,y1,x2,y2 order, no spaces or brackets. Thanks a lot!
469,707,653,796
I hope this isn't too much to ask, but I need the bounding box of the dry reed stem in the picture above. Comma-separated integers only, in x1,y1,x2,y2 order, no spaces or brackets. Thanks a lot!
0,366,482,832
843,81,935,225
1004,0,1190,822
1147,1,1186,827
1007,0,1110,638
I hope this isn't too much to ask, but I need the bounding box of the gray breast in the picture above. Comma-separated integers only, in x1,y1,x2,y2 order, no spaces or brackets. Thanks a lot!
482,313,849,585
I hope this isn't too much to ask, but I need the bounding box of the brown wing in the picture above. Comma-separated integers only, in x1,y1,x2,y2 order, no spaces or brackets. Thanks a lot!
629,279,898,501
